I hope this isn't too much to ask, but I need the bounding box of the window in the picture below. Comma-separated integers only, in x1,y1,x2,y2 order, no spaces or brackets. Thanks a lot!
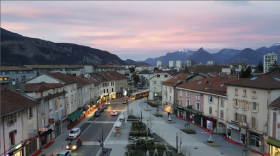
49,100,53,110
180,100,182,106
253,90,256,95
7,114,16,126
157,75,160,77
196,93,200,100
186,100,190,106
234,99,238,107
107,89,108,93
196,103,200,110
243,89,247,96
169,88,172,93
186,91,190,97
112,88,113,92
235,113,238,121
180,90,182,96
221,98,224,107
252,102,257,111
252,117,256,127
235,88,238,95
29,123,34,133
169,96,171,101
209,106,212,114
9,131,15,146
41,103,44,114
220,110,224,119
28,107,34,118
104,89,105,93
242,115,247,123
164,75,168,78
42,118,45,127
208,96,213,103
153,81,157,85
154,87,156,92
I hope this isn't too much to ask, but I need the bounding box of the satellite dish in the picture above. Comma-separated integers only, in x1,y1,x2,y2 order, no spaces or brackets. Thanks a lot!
12,81,16,85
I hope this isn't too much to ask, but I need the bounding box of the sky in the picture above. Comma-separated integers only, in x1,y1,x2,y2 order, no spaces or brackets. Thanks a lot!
1,1,280,61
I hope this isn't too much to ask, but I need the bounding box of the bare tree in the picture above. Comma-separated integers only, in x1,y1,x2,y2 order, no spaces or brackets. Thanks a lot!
181,144,193,156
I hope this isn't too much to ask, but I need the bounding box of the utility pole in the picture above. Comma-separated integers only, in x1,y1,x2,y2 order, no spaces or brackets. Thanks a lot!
176,133,178,153
102,124,104,156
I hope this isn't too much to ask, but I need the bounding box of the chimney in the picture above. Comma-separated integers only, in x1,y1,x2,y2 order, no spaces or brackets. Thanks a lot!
19,82,26,95
7,82,16,92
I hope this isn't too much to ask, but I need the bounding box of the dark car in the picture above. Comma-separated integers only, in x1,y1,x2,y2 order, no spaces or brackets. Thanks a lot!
97,107,104,113
94,111,101,117
102,104,108,109
66,138,82,151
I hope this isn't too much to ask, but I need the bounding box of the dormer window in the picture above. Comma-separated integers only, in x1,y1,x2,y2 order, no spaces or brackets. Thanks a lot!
235,88,238,95
157,75,160,78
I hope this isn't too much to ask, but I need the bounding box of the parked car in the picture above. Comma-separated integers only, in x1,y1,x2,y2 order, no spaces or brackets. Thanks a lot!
106,100,111,105
111,110,118,116
66,138,82,151
68,128,81,139
94,111,101,117
57,150,71,156
134,85,139,87
97,107,104,113
122,99,128,104
102,104,108,109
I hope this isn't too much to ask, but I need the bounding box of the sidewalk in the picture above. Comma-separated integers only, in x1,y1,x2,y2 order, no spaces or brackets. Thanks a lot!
131,98,263,156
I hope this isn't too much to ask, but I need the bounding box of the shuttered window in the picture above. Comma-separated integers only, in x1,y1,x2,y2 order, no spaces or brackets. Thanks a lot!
221,98,224,107
220,110,224,119
252,117,256,127
209,106,212,114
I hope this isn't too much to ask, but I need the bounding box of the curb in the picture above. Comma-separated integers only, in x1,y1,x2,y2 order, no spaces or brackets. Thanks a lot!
175,116,214,134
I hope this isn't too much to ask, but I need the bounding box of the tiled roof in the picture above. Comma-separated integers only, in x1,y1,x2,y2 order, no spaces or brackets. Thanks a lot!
270,96,280,108
162,74,189,86
103,71,128,80
177,77,238,95
1,66,32,71
226,73,280,90
46,72,78,84
1,90,38,116
154,70,179,76
84,78,101,86
87,73,108,82
96,65,124,68
71,77,91,88
16,83,64,92
24,65,84,69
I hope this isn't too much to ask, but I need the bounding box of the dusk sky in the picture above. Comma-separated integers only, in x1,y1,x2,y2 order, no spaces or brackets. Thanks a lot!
1,1,280,61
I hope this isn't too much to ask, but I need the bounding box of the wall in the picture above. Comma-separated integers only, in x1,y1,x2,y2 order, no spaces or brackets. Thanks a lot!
27,75,60,84
22,106,38,141
176,89,204,112
149,73,172,100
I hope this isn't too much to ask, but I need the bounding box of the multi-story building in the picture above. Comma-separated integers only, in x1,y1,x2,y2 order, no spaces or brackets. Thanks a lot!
226,73,280,154
0,89,39,156
157,61,162,69
176,77,237,133
267,97,280,156
1,66,36,84
95,65,125,73
24,65,84,76
148,71,178,100
264,52,277,73
185,60,192,67
135,65,154,72
169,61,174,68
161,74,189,114
207,61,214,65
176,60,182,68
138,70,154,84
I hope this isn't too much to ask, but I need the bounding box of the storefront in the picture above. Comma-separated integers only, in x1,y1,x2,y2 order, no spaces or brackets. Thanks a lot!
177,106,202,126
227,123,241,143
154,93,162,100
116,91,123,99
61,115,69,133
267,138,280,156
40,128,54,146
4,143,24,156
67,110,83,127
202,116,216,132
164,102,173,114
249,131,262,151
24,135,39,156
54,120,61,137
111,92,116,99
102,93,109,102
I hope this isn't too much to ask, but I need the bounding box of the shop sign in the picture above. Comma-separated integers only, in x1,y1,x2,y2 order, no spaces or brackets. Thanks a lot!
49,119,54,123
39,128,48,132
24,135,39,146
227,124,240,130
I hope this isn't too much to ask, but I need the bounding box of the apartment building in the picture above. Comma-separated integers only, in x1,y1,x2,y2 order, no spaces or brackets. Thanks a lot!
264,52,277,73
135,65,154,72
267,97,280,156
176,77,237,133
0,90,39,156
226,73,280,154
148,71,178,100
137,70,154,84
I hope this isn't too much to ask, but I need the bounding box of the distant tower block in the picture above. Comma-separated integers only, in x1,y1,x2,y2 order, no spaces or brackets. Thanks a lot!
176,60,182,68
264,52,277,73
185,60,192,67
207,61,213,65
157,61,162,69
169,61,174,68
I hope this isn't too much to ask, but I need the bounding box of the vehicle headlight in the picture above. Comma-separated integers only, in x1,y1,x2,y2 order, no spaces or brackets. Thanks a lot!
72,145,77,149
66,145,69,149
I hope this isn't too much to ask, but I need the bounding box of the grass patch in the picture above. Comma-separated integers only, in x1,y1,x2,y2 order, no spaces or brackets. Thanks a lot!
128,115,139,119
153,114,163,117
146,102,161,107
180,129,196,134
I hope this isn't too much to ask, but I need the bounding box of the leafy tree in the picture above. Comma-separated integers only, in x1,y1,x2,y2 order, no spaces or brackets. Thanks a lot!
240,66,252,78
129,66,135,73
183,66,189,74
132,74,140,85
257,60,263,73
268,61,280,73
154,67,159,71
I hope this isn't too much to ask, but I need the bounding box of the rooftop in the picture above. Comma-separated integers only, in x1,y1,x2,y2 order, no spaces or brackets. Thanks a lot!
1,90,38,116
24,65,84,69
162,74,189,86
46,72,78,84
17,82,64,92
269,96,280,108
226,73,280,90
96,65,124,68
1,66,32,71
138,70,154,75
71,77,91,88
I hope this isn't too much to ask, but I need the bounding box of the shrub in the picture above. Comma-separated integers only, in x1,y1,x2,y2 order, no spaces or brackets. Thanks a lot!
129,131,152,136
153,114,163,117
128,115,139,119
181,129,196,134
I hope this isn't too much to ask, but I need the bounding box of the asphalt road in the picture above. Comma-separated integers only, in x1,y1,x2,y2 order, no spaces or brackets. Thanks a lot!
70,99,127,156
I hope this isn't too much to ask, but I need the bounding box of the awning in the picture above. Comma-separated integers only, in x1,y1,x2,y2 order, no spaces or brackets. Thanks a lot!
267,138,280,148
41,129,53,137
83,105,89,111
68,111,83,122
